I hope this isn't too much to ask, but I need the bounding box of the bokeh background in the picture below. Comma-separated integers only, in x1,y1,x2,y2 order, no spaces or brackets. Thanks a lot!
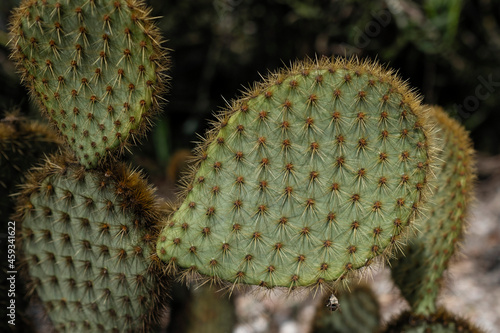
1,0,499,332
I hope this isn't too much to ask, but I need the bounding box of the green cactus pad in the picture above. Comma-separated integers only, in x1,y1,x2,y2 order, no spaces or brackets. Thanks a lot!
390,106,475,315
15,153,166,332
383,309,485,333
0,112,59,333
312,284,381,333
157,57,435,289
9,0,168,168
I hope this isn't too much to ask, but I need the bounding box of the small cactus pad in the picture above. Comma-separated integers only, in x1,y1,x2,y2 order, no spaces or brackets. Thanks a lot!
10,0,168,168
15,153,166,332
383,309,485,333
157,57,434,288
391,106,475,315
312,284,381,333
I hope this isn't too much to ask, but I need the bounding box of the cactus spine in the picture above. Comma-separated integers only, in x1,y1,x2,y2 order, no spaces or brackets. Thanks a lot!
9,0,169,168
390,106,475,315
157,57,436,289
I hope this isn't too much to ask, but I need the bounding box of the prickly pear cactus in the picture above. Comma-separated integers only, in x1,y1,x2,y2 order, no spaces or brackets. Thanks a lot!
9,0,169,168
383,309,485,333
312,284,381,333
157,57,436,289
390,106,475,315
0,112,57,333
14,153,167,332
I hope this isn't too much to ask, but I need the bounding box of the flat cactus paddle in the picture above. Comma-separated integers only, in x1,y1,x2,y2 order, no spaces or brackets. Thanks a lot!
390,106,475,315
0,111,60,333
9,0,169,168
15,153,167,332
383,309,485,333
157,57,436,289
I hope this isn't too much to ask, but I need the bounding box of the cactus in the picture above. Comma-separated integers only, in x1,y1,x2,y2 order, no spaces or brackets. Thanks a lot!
4,0,480,327
312,284,381,333
390,106,475,315
0,111,60,333
156,57,436,289
9,0,169,168
383,309,485,333
14,152,167,332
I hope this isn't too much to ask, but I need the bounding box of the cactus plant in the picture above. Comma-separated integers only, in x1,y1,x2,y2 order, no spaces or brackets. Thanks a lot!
383,308,485,333
312,284,381,333
0,111,60,333
9,0,169,168
14,152,167,332
156,57,437,289
390,106,475,315
4,0,481,329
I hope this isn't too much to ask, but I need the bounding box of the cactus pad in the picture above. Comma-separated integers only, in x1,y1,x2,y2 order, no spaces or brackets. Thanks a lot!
383,309,485,333
390,106,475,315
15,153,166,332
9,0,168,168
0,111,59,333
157,57,435,289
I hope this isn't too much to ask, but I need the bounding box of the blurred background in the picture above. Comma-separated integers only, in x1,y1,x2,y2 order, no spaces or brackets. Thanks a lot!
1,0,499,332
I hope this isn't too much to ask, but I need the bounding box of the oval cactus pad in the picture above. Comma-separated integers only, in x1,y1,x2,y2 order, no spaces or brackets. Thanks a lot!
157,58,434,288
16,154,166,332
10,0,168,168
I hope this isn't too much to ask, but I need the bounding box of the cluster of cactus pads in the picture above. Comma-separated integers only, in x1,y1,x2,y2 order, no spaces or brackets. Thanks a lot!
8,0,169,331
5,0,480,332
